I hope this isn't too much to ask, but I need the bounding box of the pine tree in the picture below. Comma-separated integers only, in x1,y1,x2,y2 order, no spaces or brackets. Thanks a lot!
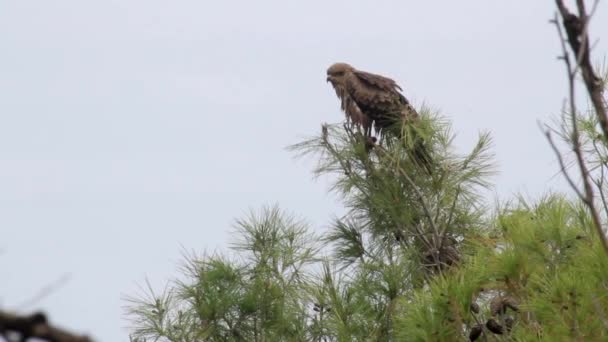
126,106,495,341
127,206,319,341
126,3,608,341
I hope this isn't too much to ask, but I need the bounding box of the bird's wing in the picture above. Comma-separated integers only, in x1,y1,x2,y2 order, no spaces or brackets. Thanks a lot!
353,70,403,93
346,70,407,112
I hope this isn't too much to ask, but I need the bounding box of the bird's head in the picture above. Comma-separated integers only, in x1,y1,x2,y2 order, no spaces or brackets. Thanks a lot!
326,62,354,86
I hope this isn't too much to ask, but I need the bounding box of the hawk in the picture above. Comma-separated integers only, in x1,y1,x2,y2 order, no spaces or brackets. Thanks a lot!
326,62,419,137
326,62,432,170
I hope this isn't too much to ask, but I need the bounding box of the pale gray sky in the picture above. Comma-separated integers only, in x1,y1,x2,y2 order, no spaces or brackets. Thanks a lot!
1,1,606,340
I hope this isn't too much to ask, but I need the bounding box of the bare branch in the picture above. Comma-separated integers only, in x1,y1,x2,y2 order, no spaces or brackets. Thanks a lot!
555,0,607,140
17,273,72,310
551,3,608,255
0,310,92,342
544,129,585,201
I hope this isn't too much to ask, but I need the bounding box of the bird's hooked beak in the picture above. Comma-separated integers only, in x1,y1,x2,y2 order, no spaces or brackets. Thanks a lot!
326,76,332,83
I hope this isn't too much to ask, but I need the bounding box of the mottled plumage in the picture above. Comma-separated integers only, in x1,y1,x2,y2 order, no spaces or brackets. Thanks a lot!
326,62,418,136
326,62,432,172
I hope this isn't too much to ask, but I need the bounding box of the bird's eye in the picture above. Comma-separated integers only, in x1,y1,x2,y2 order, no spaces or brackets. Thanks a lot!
334,71,344,76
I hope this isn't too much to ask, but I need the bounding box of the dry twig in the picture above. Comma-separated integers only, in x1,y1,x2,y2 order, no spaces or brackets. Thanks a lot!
549,0,608,255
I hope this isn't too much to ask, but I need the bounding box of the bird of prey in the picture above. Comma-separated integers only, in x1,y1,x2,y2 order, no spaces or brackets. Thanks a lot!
326,62,419,137
326,62,432,171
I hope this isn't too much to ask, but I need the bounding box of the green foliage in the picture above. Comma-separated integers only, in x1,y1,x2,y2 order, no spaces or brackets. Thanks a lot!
127,206,319,342
127,109,501,341
397,195,608,341
127,108,608,341
289,109,494,277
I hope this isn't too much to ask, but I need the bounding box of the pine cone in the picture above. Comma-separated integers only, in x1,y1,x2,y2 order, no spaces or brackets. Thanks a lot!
486,318,504,335
469,324,483,341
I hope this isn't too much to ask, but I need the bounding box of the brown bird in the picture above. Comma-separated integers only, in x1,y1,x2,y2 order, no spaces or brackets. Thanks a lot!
326,62,419,137
326,62,432,170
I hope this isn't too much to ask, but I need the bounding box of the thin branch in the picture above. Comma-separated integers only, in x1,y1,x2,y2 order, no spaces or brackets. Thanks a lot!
377,145,439,237
441,189,461,245
551,4,608,255
374,144,441,263
555,0,607,140
17,273,72,310
378,145,439,234
545,128,586,201
319,125,369,196
591,137,608,218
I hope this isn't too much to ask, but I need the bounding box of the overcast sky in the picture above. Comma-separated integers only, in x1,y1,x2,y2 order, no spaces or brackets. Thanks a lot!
1,1,607,340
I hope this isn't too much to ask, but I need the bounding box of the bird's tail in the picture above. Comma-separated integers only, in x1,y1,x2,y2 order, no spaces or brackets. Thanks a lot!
377,114,434,174
397,120,434,174
412,137,433,174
